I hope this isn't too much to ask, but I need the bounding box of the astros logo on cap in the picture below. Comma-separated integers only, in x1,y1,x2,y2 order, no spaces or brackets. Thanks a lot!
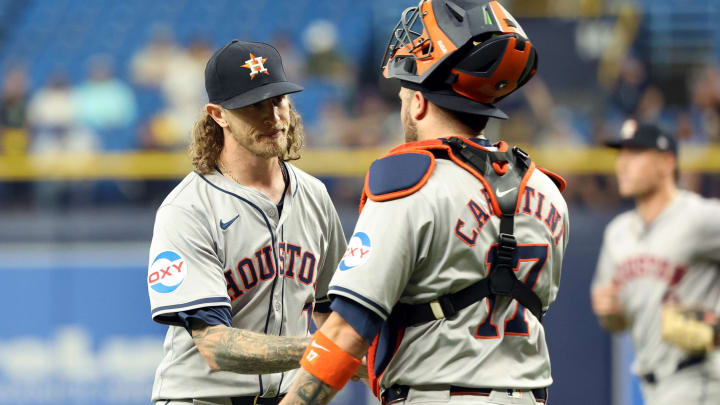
241,53,269,79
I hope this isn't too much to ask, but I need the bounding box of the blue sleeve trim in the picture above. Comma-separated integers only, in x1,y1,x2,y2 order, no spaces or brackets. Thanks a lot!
151,296,231,317
331,296,383,343
177,305,233,334
368,153,431,196
328,286,389,318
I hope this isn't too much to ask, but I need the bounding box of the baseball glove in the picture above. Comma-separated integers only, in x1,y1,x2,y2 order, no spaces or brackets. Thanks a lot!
661,306,720,353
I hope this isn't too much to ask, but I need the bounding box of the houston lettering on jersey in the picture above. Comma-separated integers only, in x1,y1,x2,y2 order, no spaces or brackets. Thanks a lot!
454,185,566,246
224,242,318,301
611,254,687,289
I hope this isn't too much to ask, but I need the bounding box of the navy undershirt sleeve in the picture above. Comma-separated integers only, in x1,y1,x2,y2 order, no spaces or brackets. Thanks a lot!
314,300,332,313
177,305,232,335
330,296,383,343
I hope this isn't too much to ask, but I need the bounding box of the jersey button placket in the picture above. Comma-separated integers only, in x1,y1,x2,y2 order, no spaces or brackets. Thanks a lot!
270,282,283,335
267,208,277,220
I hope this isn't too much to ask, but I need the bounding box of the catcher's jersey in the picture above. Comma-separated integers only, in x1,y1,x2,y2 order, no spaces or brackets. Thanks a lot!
329,157,569,390
593,191,720,377
147,165,346,400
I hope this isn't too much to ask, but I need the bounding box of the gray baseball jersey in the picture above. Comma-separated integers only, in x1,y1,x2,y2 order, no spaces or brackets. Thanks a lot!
329,156,569,390
592,190,720,378
147,165,346,401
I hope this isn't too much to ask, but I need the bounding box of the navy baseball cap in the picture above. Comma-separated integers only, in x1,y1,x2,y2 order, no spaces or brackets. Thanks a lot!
605,120,678,156
205,40,303,109
399,80,509,120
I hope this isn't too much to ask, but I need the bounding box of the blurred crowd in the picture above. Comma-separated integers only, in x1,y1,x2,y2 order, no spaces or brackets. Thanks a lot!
0,22,405,158
4,33,720,161
2,12,720,210
604,56,720,144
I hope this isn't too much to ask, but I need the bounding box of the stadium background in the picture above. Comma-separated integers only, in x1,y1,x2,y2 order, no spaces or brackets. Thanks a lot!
0,0,719,404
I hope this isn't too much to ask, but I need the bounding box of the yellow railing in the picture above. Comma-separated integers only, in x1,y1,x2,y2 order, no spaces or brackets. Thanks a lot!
0,146,719,181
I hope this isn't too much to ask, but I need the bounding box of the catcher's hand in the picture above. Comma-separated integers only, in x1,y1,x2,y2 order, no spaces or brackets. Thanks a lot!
661,306,720,353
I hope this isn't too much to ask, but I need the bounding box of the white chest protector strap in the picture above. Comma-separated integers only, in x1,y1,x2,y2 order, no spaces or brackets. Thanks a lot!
390,137,544,327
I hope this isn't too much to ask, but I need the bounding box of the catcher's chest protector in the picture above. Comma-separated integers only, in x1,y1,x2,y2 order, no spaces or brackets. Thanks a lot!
361,136,566,320
360,136,565,397
359,137,566,397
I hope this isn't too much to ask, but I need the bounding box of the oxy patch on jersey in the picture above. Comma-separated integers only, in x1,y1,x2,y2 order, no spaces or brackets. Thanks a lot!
149,251,187,293
339,232,371,271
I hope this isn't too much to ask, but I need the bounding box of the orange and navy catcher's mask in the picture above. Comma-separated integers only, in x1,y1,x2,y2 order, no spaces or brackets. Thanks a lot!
381,0,538,115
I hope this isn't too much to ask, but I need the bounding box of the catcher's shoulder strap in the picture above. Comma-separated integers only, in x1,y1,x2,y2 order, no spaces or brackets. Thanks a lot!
359,137,541,212
388,136,549,327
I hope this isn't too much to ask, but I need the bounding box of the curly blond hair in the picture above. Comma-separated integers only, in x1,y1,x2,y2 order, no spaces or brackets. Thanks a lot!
189,103,304,174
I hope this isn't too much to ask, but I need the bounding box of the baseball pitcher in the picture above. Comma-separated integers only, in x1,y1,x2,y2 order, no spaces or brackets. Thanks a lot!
147,40,346,405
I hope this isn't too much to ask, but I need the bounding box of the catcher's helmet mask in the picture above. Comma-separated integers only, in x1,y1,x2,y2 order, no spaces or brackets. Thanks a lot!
382,0,537,118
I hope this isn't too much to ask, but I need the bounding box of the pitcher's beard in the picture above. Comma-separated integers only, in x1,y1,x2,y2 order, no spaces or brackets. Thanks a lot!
233,127,289,159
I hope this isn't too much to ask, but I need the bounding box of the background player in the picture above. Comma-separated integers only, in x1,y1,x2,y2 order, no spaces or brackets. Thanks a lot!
591,120,720,404
280,1,569,404
146,40,346,405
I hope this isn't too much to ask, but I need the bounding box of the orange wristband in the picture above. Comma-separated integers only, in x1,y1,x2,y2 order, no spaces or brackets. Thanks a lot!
300,330,362,390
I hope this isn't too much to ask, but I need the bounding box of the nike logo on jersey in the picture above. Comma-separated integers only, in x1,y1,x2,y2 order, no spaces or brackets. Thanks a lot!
219,215,239,230
496,187,516,198
310,340,329,352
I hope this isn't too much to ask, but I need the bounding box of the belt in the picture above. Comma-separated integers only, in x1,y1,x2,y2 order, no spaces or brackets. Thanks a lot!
230,395,285,405
381,385,548,404
642,356,705,384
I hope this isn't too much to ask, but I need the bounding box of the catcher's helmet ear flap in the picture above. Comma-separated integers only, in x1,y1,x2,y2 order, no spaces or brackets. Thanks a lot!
382,0,537,105
448,33,537,104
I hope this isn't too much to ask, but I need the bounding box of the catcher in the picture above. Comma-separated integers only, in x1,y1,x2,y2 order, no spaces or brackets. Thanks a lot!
281,1,569,404
591,120,720,405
